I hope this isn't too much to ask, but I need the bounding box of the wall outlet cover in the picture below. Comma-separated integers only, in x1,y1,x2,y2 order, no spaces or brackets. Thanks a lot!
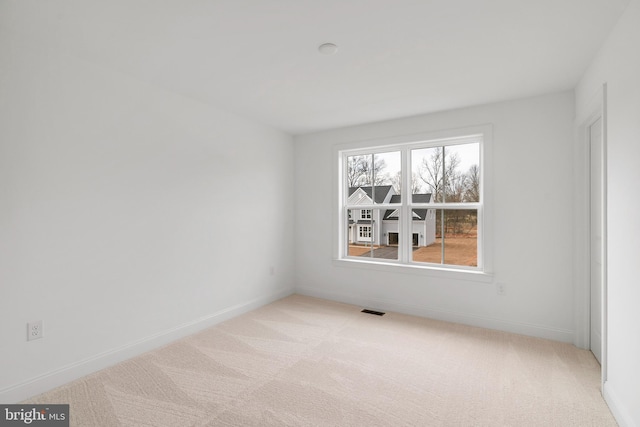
28,320,43,341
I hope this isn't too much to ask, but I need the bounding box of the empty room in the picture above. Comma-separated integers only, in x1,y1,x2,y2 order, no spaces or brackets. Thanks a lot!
1,1,639,426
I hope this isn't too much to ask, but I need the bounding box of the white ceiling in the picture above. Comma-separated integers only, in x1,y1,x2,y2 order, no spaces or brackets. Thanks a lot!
45,0,629,135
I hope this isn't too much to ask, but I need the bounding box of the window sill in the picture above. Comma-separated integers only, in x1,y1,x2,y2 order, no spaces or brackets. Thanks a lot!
332,258,494,283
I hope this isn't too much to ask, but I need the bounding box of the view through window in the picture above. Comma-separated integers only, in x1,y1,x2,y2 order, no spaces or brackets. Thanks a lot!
341,136,482,269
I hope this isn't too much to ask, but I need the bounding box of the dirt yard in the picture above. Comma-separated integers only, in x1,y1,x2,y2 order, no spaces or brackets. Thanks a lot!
349,231,477,267
348,245,380,257
412,235,477,266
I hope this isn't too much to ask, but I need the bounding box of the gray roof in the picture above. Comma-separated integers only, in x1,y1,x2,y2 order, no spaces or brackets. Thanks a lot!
383,209,430,221
348,187,433,221
348,186,394,204
410,193,432,203
383,193,432,221
387,193,431,204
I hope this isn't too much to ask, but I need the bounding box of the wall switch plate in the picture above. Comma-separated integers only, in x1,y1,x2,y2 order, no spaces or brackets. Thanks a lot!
28,320,43,341
496,283,506,295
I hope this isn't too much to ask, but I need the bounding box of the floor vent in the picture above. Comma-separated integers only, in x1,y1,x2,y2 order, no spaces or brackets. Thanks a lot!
361,309,385,316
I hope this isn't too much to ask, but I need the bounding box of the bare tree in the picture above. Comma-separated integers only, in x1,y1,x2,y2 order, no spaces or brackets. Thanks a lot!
347,155,387,187
417,149,481,236
347,156,366,187
417,148,460,202
390,171,402,194
445,169,467,202
464,164,480,202
411,173,423,194
390,172,423,195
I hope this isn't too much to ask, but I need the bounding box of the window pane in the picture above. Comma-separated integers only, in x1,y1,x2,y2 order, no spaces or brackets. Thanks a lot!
346,154,373,188
411,209,442,264
442,209,478,266
412,209,478,267
347,151,401,206
347,208,400,261
444,143,480,202
411,147,443,202
373,151,401,204
411,142,480,203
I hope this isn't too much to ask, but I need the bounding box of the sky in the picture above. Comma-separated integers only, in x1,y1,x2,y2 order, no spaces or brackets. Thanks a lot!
373,142,479,190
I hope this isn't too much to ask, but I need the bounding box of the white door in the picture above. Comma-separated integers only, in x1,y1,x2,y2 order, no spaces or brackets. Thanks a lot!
589,117,603,364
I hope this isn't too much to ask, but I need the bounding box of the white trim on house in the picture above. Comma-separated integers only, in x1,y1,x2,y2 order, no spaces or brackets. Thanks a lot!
357,224,372,242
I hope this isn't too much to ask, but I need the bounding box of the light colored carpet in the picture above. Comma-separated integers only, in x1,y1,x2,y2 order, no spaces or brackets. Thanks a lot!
26,295,616,426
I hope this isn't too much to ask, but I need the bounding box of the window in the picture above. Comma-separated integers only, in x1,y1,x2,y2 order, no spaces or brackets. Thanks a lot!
358,225,372,239
338,129,489,273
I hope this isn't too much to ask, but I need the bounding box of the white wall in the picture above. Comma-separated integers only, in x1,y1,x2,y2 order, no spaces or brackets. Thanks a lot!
576,1,640,425
294,92,576,342
0,3,294,402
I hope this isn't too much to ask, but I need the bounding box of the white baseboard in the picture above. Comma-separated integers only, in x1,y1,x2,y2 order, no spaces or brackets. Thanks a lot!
0,288,294,403
604,381,637,427
295,286,574,343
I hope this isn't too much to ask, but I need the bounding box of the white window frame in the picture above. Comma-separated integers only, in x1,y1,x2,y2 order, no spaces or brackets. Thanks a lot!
360,209,372,220
358,225,372,241
333,125,493,282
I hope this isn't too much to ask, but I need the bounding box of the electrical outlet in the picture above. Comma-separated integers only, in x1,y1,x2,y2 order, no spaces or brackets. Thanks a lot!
496,283,506,296
28,320,43,341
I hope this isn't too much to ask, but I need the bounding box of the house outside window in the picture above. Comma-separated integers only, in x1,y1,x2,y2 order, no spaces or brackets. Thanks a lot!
337,127,491,274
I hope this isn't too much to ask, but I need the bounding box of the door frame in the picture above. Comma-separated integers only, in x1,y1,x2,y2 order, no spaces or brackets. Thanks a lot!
574,83,608,387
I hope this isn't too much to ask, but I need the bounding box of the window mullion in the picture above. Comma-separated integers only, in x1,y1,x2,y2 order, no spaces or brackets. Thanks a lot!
477,205,483,269
341,155,348,258
440,208,445,264
401,148,411,263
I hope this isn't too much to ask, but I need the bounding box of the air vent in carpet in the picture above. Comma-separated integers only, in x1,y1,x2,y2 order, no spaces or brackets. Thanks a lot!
361,309,385,316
